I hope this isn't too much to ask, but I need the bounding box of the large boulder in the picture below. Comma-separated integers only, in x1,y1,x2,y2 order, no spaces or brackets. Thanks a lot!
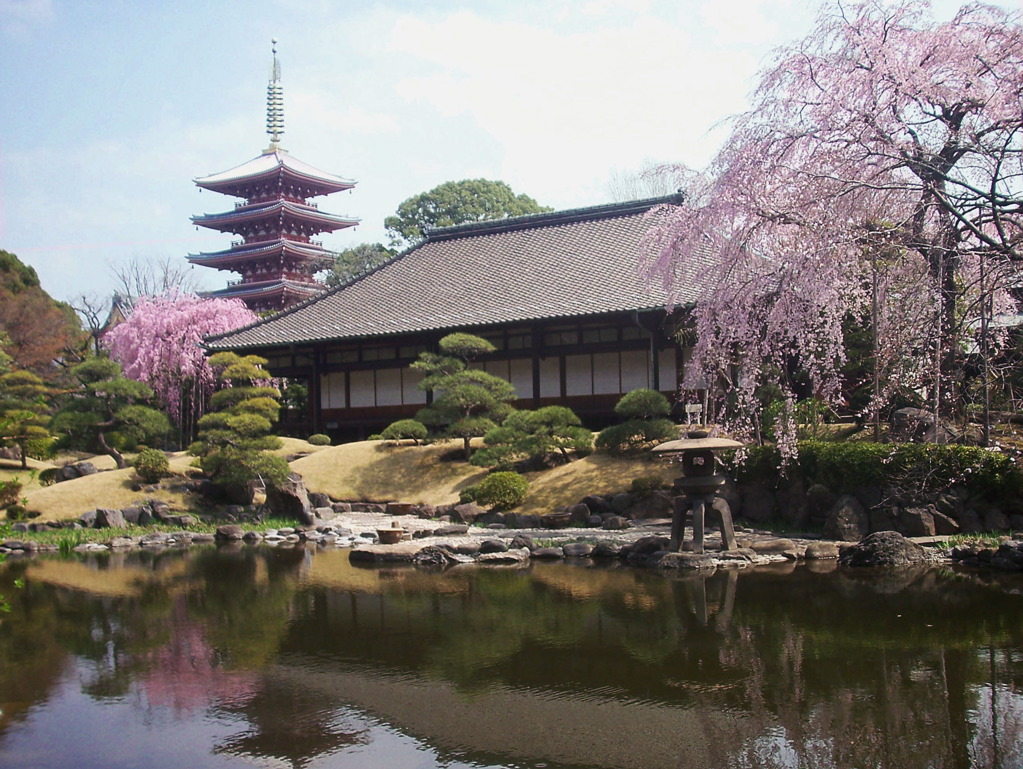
775,477,808,527
479,547,531,564
740,483,776,523
889,407,955,443
825,494,869,542
150,500,172,522
215,524,245,541
94,508,126,529
610,493,636,514
451,502,483,524
567,503,592,524
984,507,1010,532
623,490,673,520
868,506,898,534
201,479,256,506
580,495,613,514
563,542,595,558
265,472,314,524
897,507,936,537
626,535,671,566
932,510,960,536
838,531,928,567
805,483,837,525
957,509,985,534
717,478,742,516
308,492,332,509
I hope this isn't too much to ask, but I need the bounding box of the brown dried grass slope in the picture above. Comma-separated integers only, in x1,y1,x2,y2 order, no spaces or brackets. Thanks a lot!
15,437,676,522
292,440,489,507
517,452,676,514
21,452,199,522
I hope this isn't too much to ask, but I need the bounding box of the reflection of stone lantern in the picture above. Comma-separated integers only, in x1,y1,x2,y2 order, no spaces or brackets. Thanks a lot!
653,430,742,554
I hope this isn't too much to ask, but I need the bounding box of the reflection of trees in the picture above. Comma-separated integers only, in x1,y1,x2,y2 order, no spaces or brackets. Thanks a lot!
213,671,368,769
0,546,307,734
3,549,1023,768
0,559,70,735
185,546,304,670
276,561,1023,768
137,602,260,717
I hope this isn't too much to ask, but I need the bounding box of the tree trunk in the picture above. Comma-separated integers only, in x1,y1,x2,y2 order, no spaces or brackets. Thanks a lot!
97,431,126,469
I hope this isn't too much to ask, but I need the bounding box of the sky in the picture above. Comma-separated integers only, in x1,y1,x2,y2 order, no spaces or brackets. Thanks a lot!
1,0,1019,306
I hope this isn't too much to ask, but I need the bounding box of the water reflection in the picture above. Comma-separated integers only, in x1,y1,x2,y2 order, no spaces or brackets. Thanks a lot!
0,547,1021,768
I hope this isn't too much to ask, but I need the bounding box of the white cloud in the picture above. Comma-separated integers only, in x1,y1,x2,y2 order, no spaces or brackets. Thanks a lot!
384,9,758,205
289,91,402,136
698,0,790,46
0,0,53,36
581,0,654,16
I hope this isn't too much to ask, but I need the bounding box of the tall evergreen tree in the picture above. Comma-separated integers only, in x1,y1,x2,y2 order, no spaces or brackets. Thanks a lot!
188,353,290,504
51,358,169,468
413,333,516,461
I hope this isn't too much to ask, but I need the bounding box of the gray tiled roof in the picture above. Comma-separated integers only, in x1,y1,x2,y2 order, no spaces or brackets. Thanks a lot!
207,195,701,350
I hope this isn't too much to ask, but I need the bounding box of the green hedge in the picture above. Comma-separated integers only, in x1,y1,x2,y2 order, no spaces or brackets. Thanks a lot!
733,441,1023,501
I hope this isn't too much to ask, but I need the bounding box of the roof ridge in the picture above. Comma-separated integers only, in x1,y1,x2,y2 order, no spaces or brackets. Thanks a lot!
422,193,685,242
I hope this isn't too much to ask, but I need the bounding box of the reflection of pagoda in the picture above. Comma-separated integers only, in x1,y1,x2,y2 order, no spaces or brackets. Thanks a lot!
189,41,358,312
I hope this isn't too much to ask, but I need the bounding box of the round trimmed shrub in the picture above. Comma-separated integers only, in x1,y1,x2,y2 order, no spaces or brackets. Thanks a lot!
459,471,529,511
0,479,23,509
630,475,669,495
5,504,31,521
596,418,677,454
307,433,332,446
614,388,671,420
380,419,429,445
133,447,169,483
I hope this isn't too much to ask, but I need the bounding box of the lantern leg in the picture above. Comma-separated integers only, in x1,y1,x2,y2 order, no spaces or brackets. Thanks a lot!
669,496,687,552
718,499,737,551
692,496,705,554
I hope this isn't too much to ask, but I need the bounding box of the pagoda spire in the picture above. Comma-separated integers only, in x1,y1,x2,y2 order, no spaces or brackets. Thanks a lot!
190,37,359,312
265,39,285,151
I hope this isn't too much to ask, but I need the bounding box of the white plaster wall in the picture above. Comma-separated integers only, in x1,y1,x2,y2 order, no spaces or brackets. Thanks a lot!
402,368,427,405
621,349,649,392
375,368,403,407
565,354,593,396
509,358,532,399
539,357,560,398
320,372,346,409
349,370,375,408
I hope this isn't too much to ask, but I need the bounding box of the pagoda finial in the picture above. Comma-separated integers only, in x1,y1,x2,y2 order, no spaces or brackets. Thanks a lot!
265,38,285,150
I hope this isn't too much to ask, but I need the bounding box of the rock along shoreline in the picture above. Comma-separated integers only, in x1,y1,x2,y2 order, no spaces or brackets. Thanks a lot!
3,511,1021,573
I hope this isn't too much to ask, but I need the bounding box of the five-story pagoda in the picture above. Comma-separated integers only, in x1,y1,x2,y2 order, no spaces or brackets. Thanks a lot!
189,41,358,312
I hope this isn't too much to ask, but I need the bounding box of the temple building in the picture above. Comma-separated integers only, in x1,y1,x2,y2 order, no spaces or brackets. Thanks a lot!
188,41,358,312
207,194,706,441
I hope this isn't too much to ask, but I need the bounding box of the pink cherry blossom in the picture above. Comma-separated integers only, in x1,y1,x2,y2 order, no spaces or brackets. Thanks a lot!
105,293,257,445
644,1,1023,453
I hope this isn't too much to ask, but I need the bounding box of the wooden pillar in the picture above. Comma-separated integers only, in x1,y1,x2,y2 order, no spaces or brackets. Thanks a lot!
532,326,542,408
309,349,322,434
651,334,661,391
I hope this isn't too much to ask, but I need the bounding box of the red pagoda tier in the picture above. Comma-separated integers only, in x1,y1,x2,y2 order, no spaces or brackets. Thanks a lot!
189,42,358,312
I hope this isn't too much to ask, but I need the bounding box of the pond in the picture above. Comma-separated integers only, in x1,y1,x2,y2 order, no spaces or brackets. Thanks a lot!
0,546,1021,769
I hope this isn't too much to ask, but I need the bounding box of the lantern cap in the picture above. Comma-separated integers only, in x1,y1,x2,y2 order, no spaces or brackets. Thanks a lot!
653,430,743,454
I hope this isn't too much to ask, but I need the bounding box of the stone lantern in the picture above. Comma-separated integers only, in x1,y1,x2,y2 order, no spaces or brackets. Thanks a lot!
653,430,742,554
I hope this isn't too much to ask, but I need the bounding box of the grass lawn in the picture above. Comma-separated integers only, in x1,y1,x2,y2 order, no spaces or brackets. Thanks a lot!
8,436,675,523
